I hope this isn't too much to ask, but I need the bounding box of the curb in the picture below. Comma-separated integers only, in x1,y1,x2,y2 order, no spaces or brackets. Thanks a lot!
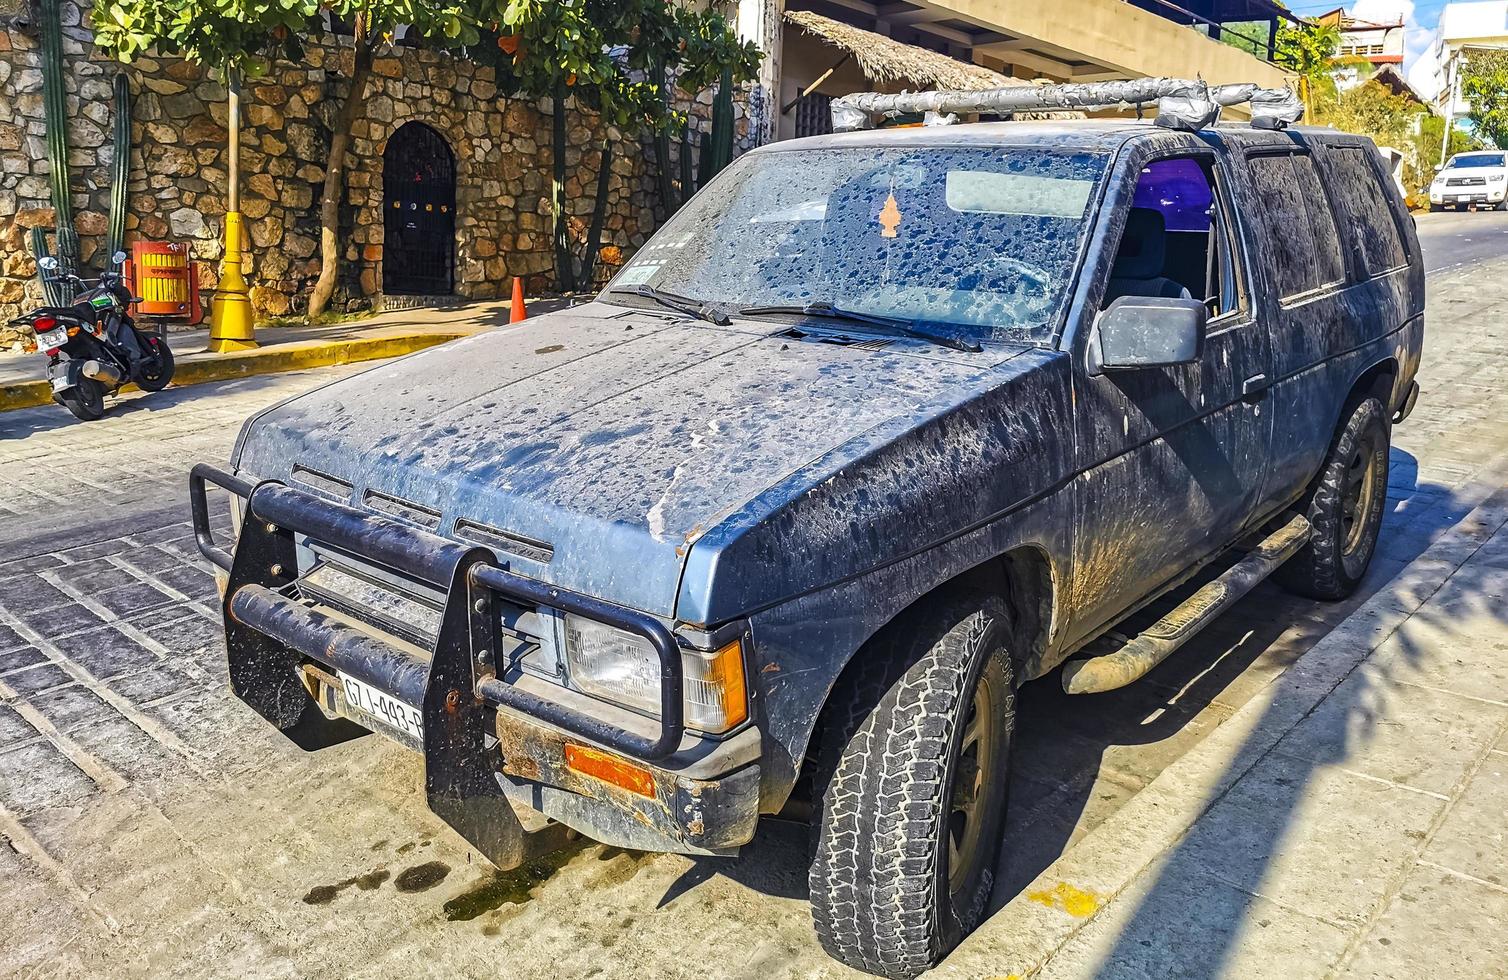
0,332,465,414
933,464,1508,978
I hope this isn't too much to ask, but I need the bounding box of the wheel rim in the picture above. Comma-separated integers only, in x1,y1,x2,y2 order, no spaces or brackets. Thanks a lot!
1340,431,1380,556
946,676,993,896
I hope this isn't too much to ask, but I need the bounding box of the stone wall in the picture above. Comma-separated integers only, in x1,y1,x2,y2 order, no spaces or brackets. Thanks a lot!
0,0,753,345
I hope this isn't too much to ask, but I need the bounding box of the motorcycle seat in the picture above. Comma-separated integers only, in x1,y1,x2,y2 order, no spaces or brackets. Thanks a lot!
32,306,93,325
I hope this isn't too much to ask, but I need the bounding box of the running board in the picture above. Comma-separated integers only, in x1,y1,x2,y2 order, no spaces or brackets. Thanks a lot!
1061,514,1312,695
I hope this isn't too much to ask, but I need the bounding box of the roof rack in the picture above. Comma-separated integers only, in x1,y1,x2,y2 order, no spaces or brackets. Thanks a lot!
830,77,1304,134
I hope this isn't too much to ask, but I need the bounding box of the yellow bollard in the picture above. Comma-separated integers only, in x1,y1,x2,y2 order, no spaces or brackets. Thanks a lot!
208,211,257,352
207,66,257,353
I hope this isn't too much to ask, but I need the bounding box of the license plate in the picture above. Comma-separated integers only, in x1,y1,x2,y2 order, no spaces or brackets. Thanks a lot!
338,671,424,741
50,375,70,393
1458,194,1475,202
36,326,67,349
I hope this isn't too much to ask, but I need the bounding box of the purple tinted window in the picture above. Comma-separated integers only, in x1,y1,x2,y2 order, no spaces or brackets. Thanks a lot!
1132,158,1212,233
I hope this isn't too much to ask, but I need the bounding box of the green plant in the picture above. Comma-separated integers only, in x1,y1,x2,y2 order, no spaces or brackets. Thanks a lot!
38,0,78,292
698,67,736,189
487,0,759,290
29,227,70,307
1317,79,1424,149
108,73,132,261
1460,49,1508,149
1274,21,1341,117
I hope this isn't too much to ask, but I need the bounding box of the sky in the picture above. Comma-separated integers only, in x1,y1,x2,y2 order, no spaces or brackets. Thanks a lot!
1281,0,1448,98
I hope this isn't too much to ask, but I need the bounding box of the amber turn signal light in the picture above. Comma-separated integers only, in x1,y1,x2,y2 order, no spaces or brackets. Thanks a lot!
564,743,657,798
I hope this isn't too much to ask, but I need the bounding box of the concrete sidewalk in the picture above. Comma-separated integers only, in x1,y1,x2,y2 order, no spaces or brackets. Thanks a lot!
0,294,573,412
937,484,1508,978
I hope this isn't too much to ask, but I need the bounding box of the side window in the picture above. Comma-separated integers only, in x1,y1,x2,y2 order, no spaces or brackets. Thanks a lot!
1102,156,1244,318
1327,146,1408,277
1245,153,1346,299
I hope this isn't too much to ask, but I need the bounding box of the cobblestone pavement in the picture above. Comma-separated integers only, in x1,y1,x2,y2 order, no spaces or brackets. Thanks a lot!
1,239,1505,979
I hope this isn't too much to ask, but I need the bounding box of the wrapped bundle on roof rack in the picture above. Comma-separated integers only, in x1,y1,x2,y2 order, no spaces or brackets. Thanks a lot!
829,77,1304,134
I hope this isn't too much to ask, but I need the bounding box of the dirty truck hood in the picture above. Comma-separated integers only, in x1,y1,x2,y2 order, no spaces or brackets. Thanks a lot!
234,303,1018,618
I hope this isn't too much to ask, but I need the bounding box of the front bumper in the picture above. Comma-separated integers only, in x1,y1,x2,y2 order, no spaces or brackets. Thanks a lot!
189,464,761,864
1431,187,1505,204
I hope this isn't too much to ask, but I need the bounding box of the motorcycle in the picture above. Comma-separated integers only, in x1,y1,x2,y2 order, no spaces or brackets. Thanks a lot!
9,251,176,421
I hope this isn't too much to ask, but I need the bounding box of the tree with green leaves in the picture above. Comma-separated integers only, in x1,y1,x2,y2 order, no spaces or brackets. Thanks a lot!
304,1,479,318
1274,21,1341,118
92,0,313,73
486,0,758,291
1461,49,1508,150
94,0,479,318
1318,79,1425,150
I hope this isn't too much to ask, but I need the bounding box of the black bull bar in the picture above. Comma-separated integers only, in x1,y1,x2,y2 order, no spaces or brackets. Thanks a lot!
189,463,686,867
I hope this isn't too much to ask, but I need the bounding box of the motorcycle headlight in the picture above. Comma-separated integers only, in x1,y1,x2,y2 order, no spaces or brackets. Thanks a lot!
564,614,748,733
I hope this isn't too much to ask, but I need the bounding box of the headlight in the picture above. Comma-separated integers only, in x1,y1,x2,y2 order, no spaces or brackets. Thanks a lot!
564,614,748,733
1491,174,1506,182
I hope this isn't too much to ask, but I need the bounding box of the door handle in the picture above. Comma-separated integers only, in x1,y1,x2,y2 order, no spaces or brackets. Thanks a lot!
1242,373,1269,402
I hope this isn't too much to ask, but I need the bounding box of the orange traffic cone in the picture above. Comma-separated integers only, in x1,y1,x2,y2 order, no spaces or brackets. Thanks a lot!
509,277,528,323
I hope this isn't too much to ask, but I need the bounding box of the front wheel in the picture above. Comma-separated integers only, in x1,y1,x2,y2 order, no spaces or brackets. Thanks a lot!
56,377,106,421
809,592,1015,979
1276,396,1390,600
134,333,175,392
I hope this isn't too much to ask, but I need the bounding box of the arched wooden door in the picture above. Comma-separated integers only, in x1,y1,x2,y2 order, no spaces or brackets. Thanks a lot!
383,122,456,295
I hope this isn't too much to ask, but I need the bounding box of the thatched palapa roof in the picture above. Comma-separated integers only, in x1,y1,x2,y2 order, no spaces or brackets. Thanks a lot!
785,9,1014,92
783,10,1085,119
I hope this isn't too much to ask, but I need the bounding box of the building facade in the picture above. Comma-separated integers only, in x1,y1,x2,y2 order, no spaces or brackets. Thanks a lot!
1427,0,1508,118
0,0,748,340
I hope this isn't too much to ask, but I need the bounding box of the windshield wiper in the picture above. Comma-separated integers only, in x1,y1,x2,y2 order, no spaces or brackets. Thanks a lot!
608,284,730,325
735,302,982,353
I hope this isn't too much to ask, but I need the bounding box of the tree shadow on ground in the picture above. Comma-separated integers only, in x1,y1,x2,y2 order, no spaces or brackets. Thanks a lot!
1069,475,1506,976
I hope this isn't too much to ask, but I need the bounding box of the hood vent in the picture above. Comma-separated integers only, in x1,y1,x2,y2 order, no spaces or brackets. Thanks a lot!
454,517,555,564
292,466,353,503
781,327,894,351
363,489,442,530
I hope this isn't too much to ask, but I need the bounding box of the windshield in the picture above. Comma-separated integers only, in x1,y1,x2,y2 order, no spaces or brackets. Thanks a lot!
1448,153,1506,168
603,145,1108,344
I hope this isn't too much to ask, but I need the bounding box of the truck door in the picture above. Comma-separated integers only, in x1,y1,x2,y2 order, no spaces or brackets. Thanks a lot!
1241,143,1392,507
1065,148,1273,646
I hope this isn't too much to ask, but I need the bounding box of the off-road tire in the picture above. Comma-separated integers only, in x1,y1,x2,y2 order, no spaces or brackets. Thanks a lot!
56,377,105,421
808,591,1015,979
1276,395,1389,600
134,334,175,392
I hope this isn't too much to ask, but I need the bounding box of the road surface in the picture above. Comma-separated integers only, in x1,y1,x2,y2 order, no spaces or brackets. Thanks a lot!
1412,206,1508,273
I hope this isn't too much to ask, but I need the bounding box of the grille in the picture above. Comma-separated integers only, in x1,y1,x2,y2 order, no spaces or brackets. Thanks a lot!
1447,176,1486,187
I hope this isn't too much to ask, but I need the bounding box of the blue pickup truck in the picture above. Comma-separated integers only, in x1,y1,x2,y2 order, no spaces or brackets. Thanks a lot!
193,101,1422,977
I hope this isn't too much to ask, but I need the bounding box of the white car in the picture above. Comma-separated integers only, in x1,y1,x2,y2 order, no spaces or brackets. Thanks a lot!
1429,150,1508,211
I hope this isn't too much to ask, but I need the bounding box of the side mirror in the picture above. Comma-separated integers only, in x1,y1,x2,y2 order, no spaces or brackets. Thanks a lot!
112,250,127,266
1434,164,1444,173
38,256,59,271
1092,295,1206,371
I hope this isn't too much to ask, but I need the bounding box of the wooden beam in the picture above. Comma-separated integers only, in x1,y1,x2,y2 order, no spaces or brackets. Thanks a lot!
820,0,880,17
906,20,975,45
884,8,951,26
974,37,1037,55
